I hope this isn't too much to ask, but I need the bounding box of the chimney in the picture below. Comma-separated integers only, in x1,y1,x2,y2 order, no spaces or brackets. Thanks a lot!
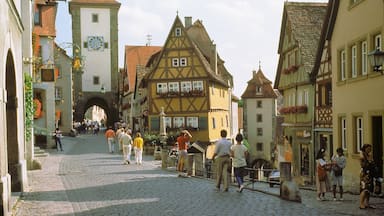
210,43,218,75
185,16,192,28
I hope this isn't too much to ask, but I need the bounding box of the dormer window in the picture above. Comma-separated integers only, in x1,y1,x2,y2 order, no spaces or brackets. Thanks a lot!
175,28,182,36
256,86,262,95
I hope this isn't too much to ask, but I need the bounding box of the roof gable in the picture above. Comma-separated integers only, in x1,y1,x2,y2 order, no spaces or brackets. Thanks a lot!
274,2,327,89
146,16,232,87
242,68,277,99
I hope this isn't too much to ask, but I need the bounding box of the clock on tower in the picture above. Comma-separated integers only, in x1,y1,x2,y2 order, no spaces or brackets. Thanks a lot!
88,36,104,51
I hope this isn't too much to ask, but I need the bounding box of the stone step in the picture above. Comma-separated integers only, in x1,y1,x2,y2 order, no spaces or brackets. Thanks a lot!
34,146,49,157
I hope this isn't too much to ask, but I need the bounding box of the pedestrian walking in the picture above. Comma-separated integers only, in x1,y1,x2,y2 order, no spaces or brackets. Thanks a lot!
212,129,232,192
116,126,124,152
359,143,377,209
176,130,192,177
120,129,133,164
316,148,331,201
331,147,346,201
54,127,63,151
133,132,144,165
230,133,248,193
105,126,116,153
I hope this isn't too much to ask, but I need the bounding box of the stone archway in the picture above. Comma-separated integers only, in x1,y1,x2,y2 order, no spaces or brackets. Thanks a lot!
5,50,21,191
83,97,117,128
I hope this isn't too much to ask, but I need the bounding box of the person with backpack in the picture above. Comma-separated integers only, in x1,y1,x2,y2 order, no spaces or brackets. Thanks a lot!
331,147,346,201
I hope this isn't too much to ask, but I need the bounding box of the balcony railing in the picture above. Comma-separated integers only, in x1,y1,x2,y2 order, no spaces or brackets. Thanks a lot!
315,106,332,126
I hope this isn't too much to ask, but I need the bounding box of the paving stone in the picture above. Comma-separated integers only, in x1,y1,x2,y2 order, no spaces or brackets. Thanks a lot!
12,134,383,216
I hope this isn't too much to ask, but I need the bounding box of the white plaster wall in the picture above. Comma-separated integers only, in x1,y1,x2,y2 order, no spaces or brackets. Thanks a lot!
245,98,275,160
81,8,111,92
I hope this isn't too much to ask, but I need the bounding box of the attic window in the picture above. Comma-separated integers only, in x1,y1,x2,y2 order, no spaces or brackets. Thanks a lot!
175,28,182,36
256,86,262,95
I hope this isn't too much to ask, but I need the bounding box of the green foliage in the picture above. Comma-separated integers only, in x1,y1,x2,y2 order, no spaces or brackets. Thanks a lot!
238,99,243,107
24,73,34,142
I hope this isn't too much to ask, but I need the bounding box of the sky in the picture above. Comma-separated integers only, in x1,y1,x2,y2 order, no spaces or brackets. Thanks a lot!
55,0,328,97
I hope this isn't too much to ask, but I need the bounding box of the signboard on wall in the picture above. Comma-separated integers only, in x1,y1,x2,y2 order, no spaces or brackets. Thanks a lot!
41,69,55,82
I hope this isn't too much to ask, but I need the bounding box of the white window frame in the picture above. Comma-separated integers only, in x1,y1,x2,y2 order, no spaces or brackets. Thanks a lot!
351,45,357,78
168,82,179,93
55,87,63,100
256,86,262,95
192,81,203,91
341,117,347,150
180,57,187,67
181,81,192,93
186,117,198,128
356,117,364,152
165,117,172,128
304,90,309,105
341,50,346,81
361,41,368,75
173,117,184,128
211,83,215,95
175,28,181,37
157,83,168,93
172,58,179,67
297,91,303,105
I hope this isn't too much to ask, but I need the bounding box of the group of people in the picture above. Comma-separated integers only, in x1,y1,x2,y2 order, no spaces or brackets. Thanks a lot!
315,147,346,201
316,143,380,209
175,129,248,192
209,130,248,193
104,126,144,165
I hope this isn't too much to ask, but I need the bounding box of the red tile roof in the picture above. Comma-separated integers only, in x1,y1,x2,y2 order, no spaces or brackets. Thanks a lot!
124,46,162,92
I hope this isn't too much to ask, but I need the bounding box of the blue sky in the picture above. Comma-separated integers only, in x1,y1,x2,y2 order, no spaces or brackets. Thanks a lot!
55,0,328,97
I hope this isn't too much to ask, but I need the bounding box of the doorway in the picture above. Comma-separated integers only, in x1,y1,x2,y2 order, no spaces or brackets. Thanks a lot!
6,50,21,191
372,116,383,178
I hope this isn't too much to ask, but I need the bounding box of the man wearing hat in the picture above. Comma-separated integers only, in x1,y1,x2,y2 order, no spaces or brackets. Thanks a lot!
177,130,192,176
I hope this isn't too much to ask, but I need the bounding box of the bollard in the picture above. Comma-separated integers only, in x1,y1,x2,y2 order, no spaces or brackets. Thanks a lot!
161,149,168,169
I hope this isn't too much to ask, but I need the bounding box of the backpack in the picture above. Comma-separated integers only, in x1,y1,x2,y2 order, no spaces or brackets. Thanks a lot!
317,165,327,181
333,165,342,177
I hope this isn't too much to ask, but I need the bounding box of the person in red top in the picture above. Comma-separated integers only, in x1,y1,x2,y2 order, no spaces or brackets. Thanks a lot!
105,126,116,153
177,130,192,176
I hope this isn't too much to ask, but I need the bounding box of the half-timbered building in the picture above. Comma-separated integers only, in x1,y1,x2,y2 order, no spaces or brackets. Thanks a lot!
274,2,327,183
143,16,233,144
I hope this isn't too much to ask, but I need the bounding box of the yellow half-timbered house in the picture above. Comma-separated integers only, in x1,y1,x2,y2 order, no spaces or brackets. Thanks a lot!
144,16,233,144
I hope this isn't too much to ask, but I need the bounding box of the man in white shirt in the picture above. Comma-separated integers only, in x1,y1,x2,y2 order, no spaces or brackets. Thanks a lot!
119,129,133,164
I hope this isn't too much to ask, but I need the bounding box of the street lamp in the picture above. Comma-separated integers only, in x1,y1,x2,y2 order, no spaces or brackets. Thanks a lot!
368,47,384,73
58,42,84,72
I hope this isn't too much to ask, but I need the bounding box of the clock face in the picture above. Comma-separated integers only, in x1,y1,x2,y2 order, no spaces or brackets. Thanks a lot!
88,36,104,51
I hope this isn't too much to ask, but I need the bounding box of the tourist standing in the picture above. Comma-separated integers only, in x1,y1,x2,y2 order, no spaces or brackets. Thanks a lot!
54,127,63,151
316,148,330,201
133,132,144,165
359,144,377,209
105,126,116,153
331,147,346,201
212,129,232,192
230,133,248,192
176,130,192,176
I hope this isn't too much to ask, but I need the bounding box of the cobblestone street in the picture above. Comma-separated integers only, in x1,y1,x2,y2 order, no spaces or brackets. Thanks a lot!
12,134,384,216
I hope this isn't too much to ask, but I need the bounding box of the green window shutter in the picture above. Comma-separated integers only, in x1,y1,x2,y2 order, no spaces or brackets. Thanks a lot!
199,117,208,130
150,117,160,131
